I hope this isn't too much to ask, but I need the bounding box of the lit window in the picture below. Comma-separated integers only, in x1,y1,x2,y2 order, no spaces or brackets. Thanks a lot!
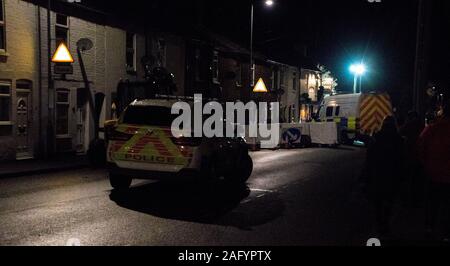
0,0,5,51
55,14,69,47
56,89,70,136
126,32,136,73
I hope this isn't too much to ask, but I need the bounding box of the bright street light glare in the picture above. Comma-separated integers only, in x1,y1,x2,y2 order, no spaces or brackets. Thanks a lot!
265,0,274,7
350,64,366,75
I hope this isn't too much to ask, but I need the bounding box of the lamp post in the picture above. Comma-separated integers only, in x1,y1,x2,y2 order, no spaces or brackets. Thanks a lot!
350,63,366,94
250,0,275,87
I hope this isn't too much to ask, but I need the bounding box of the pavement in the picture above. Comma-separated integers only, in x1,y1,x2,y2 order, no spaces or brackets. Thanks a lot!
0,154,89,178
0,146,448,246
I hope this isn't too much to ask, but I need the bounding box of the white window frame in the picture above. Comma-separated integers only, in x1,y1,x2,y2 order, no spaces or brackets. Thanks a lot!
55,89,70,138
55,13,69,47
0,0,6,52
0,81,12,125
126,32,137,73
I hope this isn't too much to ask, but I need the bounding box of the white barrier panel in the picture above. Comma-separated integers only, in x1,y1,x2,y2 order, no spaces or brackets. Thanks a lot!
309,122,339,145
280,123,310,146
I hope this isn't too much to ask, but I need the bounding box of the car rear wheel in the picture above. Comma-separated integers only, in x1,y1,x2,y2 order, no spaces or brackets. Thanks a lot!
109,174,132,190
200,156,219,180
225,154,253,185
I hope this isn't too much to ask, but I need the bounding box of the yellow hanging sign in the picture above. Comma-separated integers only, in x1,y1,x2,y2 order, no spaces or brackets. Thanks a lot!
253,78,269,93
52,43,74,63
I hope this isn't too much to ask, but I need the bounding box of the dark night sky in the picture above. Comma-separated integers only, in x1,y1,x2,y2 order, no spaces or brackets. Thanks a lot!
82,0,450,106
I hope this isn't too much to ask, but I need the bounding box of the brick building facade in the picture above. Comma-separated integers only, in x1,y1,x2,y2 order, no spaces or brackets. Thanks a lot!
0,0,314,161
0,0,149,160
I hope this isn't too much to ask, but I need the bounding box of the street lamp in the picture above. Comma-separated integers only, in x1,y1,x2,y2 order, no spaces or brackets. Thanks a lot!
250,0,275,87
350,63,366,94
265,0,274,6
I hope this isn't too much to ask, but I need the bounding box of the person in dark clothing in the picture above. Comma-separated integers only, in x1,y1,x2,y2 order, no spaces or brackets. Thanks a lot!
400,111,424,151
418,98,450,240
365,116,404,236
399,111,425,207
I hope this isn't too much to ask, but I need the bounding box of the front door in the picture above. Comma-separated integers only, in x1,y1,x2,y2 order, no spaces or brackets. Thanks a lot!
16,90,33,159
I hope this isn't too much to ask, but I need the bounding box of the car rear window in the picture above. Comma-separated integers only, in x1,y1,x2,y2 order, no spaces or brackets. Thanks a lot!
122,106,178,127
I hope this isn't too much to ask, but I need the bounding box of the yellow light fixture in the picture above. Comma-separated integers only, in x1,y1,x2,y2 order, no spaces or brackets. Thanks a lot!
253,78,269,93
52,43,74,63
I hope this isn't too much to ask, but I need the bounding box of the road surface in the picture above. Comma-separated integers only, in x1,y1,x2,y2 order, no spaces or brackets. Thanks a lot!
0,147,375,246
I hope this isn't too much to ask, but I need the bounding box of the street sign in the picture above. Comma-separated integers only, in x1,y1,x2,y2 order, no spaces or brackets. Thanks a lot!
54,64,73,75
52,43,74,63
253,78,269,93
282,128,301,145
76,38,93,52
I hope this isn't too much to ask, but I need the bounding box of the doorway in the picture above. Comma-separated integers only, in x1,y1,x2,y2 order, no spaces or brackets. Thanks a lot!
16,80,33,159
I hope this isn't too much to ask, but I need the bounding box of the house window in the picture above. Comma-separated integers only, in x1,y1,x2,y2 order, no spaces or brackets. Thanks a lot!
212,51,219,84
0,0,5,51
279,69,286,89
308,87,316,101
55,14,69,46
0,81,11,123
271,69,279,90
56,89,70,136
157,38,166,67
126,32,136,73
292,72,298,93
236,63,243,87
16,80,32,90
194,48,204,82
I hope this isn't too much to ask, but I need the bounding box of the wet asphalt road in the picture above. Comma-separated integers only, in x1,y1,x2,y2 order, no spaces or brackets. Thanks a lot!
0,147,372,246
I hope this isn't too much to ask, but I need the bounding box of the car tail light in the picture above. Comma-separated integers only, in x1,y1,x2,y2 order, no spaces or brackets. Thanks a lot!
171,137,202,147
107,129,133,141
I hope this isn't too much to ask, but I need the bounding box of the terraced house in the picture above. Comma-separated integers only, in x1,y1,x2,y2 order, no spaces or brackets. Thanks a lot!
0,0,321,161
0,0,165,160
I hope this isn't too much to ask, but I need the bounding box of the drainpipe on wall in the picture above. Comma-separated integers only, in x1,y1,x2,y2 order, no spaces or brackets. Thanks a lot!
37,5,44,158
47,0,54,158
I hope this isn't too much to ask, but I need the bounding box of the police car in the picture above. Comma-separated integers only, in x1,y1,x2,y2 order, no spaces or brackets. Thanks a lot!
105,97,253,190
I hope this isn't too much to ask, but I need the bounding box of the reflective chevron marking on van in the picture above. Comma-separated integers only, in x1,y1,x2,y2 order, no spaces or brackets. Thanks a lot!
110,125,193,166
359,94,393,135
